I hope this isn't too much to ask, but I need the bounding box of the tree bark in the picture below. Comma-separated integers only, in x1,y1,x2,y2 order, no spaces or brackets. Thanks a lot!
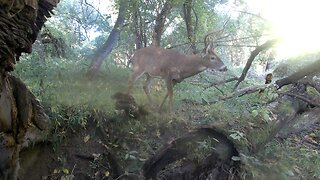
133,7,148,49
183,0,197,54
151,1,172,47
0,1,58,179
86,0,128,79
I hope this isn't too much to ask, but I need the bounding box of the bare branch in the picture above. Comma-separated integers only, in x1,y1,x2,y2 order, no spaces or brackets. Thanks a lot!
276,59,320,89
215,34,273,43
82,0,110,22
237,10,268,21
205,84,270,104
233,39,279,90
216,44,258,48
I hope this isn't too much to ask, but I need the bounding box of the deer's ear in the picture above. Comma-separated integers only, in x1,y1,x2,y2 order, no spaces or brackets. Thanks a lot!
205,44,211,54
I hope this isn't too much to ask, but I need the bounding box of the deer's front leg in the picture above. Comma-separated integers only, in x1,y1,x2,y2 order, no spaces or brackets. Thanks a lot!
159,93,169,111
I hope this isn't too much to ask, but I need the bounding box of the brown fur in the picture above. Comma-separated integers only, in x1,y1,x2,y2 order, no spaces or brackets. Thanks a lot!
265,73,273,84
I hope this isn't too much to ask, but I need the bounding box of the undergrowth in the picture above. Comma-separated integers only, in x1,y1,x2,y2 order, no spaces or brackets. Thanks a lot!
12,56,320,179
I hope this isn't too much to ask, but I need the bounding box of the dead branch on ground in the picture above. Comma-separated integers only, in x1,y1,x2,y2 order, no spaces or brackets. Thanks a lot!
204,84,271,104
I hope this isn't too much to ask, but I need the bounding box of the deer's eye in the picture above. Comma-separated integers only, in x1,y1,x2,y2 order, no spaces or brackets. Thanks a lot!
211,56,217,60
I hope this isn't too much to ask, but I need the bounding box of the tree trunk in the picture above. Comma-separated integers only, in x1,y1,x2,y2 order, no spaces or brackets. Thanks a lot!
86,0,128,79
0,74,51,179
183,0,197,54
0,0,58,179
132,4,148,50
151,1,172,47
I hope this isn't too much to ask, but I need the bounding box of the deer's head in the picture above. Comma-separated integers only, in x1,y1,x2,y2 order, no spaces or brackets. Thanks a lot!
201,32,227,72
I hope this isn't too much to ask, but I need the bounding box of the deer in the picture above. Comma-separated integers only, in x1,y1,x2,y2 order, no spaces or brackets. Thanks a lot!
127,34,227,111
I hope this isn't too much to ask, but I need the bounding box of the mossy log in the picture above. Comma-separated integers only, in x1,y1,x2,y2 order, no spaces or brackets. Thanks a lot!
143,82,318,179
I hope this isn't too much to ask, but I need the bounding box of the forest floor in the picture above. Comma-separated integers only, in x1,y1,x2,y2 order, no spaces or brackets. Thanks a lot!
14,61,320,179
18,100,320,180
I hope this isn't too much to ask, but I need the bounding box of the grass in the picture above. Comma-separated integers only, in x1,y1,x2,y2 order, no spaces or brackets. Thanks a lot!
13,56,320,179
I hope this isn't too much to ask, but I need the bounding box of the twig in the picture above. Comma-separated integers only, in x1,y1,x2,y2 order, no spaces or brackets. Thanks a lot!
237,10,268,21
216,44,258,48
213,85,225,95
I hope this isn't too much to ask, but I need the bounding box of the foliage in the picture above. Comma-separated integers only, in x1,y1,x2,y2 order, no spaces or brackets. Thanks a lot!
258,138,320,179
11,0,320,178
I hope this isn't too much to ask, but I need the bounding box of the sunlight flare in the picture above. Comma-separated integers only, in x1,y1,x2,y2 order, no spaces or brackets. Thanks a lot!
248,0,320,58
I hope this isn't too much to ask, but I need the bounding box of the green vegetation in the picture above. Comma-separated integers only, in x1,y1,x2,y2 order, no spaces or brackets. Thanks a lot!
14,52,319,179
10,0,319,178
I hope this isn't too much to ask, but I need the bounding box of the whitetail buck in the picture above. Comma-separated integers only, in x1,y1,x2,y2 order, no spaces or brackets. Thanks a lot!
128,35,227,111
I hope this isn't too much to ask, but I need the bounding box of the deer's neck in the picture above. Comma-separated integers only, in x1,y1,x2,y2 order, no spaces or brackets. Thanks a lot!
175,55,207,80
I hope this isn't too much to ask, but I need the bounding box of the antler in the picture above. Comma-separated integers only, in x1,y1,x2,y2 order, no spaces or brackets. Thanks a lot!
204,18,231,52
204,30,223,53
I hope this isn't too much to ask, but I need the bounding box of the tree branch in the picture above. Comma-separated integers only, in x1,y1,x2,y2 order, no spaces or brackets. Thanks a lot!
275,59,320,89
205,84,270,104
233,39,279,90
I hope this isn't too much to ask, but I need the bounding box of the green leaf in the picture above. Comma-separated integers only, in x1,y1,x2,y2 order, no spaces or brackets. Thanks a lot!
230,133,241,141
262,111,270,121
62,168,69,174
231,156,241,161
252,110,259,117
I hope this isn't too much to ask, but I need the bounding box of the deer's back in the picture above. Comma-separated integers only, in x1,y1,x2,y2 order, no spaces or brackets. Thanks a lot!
132,47,197,68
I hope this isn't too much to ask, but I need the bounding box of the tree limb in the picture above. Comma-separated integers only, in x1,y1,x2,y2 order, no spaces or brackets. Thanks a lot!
275,59,320,89
233,39,279,90
205,84,270,104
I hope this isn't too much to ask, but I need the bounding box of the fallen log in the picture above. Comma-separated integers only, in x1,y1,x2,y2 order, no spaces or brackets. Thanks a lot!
143,82,318,179
143,127,240,179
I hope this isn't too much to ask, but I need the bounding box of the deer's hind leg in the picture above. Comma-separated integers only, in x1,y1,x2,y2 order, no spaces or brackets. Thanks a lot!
159,77,175,112
143,74,153,102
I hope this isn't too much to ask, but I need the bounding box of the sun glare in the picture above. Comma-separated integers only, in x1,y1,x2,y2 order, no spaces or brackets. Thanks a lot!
247,0,320,58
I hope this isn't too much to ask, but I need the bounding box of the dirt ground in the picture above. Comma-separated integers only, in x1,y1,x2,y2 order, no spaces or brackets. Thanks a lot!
17,104,320,180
